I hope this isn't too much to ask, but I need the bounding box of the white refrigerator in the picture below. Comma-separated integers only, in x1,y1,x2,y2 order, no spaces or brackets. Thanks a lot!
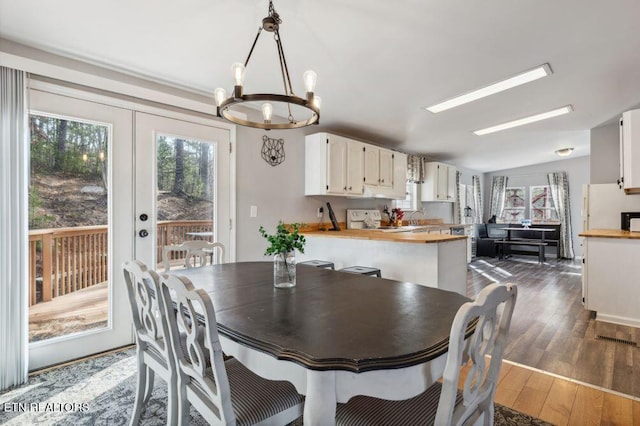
582,183,640,230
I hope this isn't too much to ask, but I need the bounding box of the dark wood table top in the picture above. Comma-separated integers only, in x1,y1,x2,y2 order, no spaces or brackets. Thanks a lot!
175,261,472,373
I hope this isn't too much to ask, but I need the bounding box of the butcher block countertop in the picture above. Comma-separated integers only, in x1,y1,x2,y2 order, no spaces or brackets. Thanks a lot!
579,229,640,239
302,229,467,244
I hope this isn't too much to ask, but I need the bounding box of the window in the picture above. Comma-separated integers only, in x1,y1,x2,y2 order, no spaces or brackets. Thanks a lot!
392,181,417,211
501,187,525,223
530,185,558,221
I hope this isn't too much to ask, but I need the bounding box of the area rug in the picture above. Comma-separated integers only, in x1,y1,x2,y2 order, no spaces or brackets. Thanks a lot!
0,348,552,425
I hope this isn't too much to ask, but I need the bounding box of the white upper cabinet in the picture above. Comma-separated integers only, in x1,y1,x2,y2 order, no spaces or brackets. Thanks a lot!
305,132,405,199
363,146,393,187
306,133,364,196
620,109,640,194
421,161,456,202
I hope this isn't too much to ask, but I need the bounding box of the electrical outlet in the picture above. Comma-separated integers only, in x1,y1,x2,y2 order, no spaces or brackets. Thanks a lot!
317,206,324,217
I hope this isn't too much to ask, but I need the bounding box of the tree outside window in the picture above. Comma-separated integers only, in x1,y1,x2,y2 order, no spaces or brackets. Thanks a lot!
501,187,525,223
530,185,558,221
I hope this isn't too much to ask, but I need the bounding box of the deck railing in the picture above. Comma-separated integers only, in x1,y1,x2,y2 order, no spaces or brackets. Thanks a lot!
28,220,213,306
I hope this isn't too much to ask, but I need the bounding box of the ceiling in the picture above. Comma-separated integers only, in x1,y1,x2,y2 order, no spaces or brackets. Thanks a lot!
2,0,640,172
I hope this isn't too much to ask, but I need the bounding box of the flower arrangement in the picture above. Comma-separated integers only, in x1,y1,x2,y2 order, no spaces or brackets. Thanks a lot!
259,222,306,287
383,206,405,226
259,221,306,256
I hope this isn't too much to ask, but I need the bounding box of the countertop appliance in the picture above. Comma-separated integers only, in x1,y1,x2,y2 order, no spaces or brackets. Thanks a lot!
346,209,382,229
621,212,640,231
630,218,640,232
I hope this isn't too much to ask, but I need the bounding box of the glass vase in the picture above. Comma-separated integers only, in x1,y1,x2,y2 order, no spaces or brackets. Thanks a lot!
274,252,296,288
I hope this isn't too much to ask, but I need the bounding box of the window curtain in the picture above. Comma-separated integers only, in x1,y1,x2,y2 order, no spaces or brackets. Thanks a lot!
472,175,483,223
454,171,462,224
0,67,29,390
489,176,508,221
547,171,575,259
406,154,425,183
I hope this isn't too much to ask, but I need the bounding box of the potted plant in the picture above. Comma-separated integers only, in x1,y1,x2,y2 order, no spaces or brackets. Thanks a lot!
259,221,306,288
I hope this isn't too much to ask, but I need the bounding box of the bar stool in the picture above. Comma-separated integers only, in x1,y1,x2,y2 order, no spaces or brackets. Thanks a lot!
339,266,381,277
299,259,335,270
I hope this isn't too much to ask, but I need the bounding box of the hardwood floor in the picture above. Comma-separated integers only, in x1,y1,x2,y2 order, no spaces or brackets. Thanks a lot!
467,255,640,397
486,361,640,425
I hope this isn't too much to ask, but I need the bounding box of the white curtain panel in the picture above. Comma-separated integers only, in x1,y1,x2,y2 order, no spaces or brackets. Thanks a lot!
0,67,29,390
406,154,425,183
489,176,508,222
454,171,462,224
547,171,575,259
472,175,483,223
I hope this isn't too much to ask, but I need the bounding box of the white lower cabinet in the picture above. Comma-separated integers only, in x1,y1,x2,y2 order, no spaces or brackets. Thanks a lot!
582,237,640,328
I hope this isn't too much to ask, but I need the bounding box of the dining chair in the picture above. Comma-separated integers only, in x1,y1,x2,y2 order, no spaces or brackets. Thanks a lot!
335,283,518,426
122,260,178,426
162,241,226,272
158,273,304,425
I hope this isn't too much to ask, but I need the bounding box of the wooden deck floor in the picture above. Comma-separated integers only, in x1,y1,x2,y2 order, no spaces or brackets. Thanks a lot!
29,282,108,342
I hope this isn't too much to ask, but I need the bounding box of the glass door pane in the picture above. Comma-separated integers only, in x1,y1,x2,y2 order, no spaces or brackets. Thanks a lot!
156,136,218,271
28,114,110,342
134,112,231,272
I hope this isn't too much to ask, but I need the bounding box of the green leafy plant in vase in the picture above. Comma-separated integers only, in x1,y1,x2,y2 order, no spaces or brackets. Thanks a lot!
259,221,306,288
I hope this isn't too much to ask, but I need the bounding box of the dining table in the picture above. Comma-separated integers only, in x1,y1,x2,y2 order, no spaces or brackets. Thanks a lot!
173,261,473,426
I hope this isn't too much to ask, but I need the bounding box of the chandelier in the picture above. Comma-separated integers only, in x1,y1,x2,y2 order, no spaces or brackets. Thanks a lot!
214,1,321,130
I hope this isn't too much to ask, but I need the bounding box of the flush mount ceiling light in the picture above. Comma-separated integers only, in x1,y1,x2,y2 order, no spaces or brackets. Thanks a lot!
555,147,574,157
214,0,320,130
424,63,553,113
473,105,573,136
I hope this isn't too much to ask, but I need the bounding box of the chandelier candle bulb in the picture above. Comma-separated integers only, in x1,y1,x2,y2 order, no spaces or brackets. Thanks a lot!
312,96,322,110
303,70,317,93
262,103,273,123
214,88,226,108
232,63,245,86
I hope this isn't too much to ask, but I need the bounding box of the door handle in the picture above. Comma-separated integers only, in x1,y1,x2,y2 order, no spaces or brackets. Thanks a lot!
139,229,149,238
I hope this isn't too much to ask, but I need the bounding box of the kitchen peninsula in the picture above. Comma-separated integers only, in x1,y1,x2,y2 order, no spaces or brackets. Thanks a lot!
300,229,468,295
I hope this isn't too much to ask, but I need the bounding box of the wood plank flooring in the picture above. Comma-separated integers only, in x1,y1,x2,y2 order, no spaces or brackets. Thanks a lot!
484,361,640,425
467,255,640,399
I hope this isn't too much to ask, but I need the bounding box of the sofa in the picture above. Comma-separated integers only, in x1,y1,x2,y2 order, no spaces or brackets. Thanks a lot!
474,223,560,258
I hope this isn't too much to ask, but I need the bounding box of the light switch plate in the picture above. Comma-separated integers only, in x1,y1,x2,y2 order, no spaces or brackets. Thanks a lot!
250,205,258,218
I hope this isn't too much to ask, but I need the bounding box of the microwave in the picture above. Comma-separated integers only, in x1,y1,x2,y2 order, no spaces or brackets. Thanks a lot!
621,212,640,230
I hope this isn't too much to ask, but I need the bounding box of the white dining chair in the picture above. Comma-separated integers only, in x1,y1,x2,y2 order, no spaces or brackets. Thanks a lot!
158,273,304,426
335,283,518,426
122,260,178,426
162,241,226,272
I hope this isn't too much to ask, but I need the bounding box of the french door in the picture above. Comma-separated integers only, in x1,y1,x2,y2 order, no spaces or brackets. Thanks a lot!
27,86,234,370
28,89,134,370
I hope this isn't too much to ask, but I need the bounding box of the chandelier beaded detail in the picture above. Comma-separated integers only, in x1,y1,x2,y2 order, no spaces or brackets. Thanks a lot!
214,0,321,130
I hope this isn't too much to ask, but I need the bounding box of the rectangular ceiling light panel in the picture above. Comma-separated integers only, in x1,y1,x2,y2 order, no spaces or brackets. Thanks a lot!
473,105,573,136
425,63,553,113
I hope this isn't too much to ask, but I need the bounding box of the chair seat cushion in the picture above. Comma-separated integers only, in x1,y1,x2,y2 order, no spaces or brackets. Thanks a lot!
335,382,462,426
225,358,304,426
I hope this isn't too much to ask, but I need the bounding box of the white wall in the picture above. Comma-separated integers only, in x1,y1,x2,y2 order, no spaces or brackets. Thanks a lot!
484,156,590,257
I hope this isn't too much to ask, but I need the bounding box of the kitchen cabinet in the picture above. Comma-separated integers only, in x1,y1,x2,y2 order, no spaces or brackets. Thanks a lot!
582,234,640,328
620,109,640,194
305,133,364,196
364,146,394,187
306,132,406,199
421,162,456,202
